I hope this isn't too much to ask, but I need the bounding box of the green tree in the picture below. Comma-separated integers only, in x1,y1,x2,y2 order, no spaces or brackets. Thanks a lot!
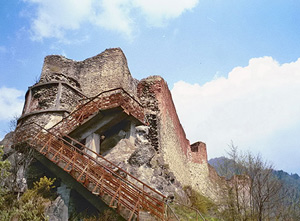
0,145,11,210
0,165,56,221
219,144,284,221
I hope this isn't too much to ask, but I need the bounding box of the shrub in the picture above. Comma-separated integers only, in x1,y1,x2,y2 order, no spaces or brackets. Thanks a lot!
71,209,120,221
0,145,11,211
0,176,56,221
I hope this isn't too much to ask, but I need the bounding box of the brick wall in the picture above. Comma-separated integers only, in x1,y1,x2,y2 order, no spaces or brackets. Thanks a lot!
137,76,192,187
138,76,209,164
149,77,191,157
190,142,208,164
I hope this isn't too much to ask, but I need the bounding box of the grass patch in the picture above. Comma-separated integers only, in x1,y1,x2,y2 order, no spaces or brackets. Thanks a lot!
70,209,123,221
183,186,216,215
172,204,198,220
167,186,221,220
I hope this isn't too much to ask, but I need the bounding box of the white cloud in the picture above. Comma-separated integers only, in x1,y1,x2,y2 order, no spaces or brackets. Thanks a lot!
133,0,199,26
0,87,24,121
171,57,300,160
92,0,134,37
24,0,199,40
26,0,93,40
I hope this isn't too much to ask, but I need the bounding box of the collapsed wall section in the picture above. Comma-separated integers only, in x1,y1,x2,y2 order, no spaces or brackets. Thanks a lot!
18,81,86,135
22,82,85,116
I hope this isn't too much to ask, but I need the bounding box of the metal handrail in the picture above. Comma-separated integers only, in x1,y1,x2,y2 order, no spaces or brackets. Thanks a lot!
91,87,143,108
61,133,165,199
49,87,145,134
15,122,166,220
165,203,180,221
18,122,165,199
14,87,171,220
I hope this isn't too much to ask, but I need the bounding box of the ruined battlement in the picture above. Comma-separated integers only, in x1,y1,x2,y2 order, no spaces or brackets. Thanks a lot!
41,48,138,97
190,142,208,164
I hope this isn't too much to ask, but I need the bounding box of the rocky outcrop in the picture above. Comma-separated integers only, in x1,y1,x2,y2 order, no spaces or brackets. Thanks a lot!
0,132,29,194
0,132,14,154
103,124,188,203
128,126,155,167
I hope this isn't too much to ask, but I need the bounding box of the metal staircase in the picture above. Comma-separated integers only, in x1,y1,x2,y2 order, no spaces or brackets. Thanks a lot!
15,88,165,220
16,122,165,220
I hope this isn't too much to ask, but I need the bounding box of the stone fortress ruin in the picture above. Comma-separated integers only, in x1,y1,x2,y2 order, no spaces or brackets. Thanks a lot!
14,48,221,220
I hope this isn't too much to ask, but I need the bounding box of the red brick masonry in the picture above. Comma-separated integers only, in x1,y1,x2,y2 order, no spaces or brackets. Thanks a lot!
138,77,208,164
190,142,208,164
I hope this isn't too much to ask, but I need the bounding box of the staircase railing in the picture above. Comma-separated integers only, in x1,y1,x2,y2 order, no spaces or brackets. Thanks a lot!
49,88,145,136
165,203,180,220
15,122,165,220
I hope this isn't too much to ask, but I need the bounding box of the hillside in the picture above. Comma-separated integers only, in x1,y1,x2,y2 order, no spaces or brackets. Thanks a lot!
209,156,300,218
209,157,300,187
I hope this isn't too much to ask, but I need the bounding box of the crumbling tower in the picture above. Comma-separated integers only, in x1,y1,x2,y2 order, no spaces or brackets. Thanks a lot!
19,48,138,129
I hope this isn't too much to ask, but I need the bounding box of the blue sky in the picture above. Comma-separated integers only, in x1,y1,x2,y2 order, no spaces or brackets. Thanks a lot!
1,0,300,174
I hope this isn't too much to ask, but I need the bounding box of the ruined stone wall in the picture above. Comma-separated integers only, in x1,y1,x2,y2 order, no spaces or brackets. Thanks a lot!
23,84,57,114
137,77,160,152
151,77,190,156
60,84,83,110
79,48,138,97
190,142,208,164
40,48,138,98
187,161,222,201
40,56,80,88
137,76,223,201
137,76,192,188
22,82,86,114
17,82,85,147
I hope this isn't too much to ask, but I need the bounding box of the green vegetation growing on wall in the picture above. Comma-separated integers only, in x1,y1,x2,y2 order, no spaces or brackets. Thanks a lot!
170,185,219,220
0,176,56,220
184,186,216,215
0,145,57,221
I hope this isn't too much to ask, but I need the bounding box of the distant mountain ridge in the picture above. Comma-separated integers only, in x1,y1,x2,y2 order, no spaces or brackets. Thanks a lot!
209,156,300,182
209,156,300,201
208,156,300,182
